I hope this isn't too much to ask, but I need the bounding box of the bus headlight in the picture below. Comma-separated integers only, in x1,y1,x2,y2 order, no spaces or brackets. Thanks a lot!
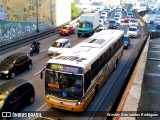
46,95,50,99
77,101,81,105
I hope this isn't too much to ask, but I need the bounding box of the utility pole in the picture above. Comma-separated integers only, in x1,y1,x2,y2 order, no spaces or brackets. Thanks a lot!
36,0,39,33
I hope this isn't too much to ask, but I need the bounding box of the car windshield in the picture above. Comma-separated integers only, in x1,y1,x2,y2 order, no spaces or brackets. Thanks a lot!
100,16,105,19
128,13,132,15
130,19,137,22
115,15,120,17
1,57,15,65
96,28,103,32
129,28,137,31
45,70,83,100
62,26,69,29
101,13,106,15
109,20,116,23
51,42,62,47
126,16,131,18
114,18,119,21
124,36,129,41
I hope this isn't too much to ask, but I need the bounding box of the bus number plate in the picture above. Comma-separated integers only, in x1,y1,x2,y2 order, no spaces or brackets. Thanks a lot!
59,105,64,109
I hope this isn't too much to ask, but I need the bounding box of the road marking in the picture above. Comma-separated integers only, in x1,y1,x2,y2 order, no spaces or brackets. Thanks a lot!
33,69,43,76
145,73,160,77
41,49,47,53
148,58,160,61
37,103,47,111
149,51,160,53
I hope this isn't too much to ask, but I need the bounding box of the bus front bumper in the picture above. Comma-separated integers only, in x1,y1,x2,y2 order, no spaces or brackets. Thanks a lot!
45,97,84,112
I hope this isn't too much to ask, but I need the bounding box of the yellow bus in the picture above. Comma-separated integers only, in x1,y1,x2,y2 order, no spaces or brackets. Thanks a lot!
41,30,124,112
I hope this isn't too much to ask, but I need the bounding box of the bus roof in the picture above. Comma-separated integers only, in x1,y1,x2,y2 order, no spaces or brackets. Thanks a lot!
47,30,124,70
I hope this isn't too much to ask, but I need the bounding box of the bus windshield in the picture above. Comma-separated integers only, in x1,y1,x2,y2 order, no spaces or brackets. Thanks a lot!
45,70,83,100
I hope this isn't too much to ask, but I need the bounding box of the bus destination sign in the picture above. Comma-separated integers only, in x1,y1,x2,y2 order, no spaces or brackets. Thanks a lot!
49,64,83,74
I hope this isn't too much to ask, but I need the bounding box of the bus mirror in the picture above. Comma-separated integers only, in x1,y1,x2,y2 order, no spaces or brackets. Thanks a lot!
40,72,43,79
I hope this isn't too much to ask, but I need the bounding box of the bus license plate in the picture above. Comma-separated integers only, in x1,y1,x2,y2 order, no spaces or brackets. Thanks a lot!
59,105,64,109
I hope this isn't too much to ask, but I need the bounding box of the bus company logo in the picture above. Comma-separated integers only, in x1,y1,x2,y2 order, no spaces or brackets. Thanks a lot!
2,112,11,117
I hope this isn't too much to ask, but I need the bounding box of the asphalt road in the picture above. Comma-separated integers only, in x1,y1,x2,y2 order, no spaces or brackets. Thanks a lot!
0,10,146,120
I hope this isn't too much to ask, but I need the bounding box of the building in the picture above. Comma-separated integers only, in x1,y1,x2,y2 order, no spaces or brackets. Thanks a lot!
0,0,72,47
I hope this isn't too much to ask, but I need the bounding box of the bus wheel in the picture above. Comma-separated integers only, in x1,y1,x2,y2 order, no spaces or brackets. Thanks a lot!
94,84,99,95
114,59,118,70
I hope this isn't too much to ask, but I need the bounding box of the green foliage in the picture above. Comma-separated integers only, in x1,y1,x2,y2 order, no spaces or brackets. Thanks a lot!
71,3,82,20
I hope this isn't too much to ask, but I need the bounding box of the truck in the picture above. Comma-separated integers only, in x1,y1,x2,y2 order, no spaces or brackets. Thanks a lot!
78,13,99,37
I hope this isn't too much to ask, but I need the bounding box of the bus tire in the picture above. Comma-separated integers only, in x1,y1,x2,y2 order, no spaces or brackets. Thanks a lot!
114,59,118,70
94,84,99,95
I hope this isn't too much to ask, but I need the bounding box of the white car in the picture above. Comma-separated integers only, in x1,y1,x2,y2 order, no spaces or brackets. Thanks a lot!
114,17,121,25
129,19,138,27
127,26,138,38
99,19,104,26
114,14,121,19
101,12,108,18
48,38,71,55
95,26,107,33
100,16,107,23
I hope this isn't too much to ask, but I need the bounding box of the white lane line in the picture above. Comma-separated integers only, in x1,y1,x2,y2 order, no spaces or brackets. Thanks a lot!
36,103,47,111
149,51,160,53
145,73,160,77
41,49,47,53
148,58,160,61
33,70,42,76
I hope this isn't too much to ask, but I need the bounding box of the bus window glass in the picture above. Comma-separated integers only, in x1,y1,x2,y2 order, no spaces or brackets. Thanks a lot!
45,70,83,99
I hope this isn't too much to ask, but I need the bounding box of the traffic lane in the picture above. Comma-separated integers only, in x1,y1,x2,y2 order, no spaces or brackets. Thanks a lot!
0,33,86,82
3,33,86,120
33,29,144,120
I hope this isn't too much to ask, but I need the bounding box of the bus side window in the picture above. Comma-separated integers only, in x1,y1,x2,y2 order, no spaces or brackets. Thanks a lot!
84,70,91,93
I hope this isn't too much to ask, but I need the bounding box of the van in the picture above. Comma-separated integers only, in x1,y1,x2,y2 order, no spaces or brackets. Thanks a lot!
48,38,71,55
0,79,35,113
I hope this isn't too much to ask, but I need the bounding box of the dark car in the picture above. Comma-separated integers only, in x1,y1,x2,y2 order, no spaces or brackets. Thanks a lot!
109,20,117,29
60,25,75,36
127,12,133,18
156,23,160,29
123,35,130,49
0,53,32,79
0,79,35,113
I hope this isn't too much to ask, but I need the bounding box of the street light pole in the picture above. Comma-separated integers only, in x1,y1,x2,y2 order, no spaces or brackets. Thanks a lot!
50,0,53,27
36,0,39,33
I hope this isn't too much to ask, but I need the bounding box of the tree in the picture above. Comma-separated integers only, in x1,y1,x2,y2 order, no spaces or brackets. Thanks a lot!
71,3,79,20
